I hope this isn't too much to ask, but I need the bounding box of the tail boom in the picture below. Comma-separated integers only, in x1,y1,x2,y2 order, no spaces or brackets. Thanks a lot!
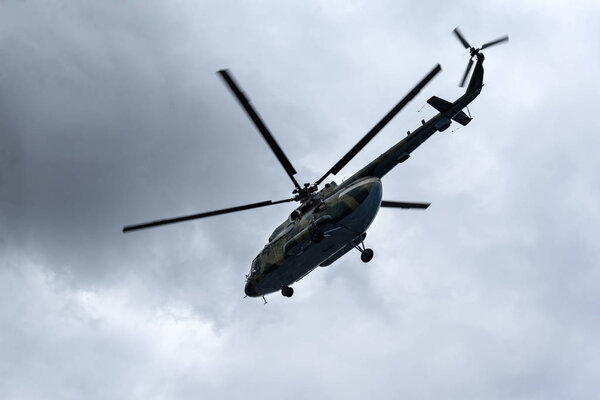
337,56,485,186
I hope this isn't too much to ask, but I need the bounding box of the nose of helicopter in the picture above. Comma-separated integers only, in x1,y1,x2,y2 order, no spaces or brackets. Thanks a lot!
244,281,258,297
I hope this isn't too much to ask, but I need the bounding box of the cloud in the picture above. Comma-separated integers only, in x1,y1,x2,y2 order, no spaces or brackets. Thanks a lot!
1,1,599,399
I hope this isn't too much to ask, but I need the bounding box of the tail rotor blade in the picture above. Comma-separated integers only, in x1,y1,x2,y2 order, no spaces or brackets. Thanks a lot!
459,58,474,87
453,27,471,49
481,35,509,50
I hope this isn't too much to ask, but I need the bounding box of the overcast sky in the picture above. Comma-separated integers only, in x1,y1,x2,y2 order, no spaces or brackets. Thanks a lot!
1,1,600,399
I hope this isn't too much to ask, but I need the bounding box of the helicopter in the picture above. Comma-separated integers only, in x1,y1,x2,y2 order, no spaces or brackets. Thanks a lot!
123,28,508,301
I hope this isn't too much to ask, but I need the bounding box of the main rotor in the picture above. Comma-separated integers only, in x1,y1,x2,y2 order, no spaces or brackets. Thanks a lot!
218,66,441,203
122,60,442,232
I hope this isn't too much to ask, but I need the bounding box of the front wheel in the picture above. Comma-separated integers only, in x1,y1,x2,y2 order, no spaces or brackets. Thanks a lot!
281,286,294,297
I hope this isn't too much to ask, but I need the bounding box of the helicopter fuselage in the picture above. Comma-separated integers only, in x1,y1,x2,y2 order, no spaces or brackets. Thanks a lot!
245,55,487,298
245,176,382,297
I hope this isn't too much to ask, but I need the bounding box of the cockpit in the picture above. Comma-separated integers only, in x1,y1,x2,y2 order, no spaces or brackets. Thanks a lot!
247,255,259,279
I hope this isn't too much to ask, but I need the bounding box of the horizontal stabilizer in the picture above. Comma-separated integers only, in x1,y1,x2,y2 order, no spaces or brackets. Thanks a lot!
451,110,472,126
427,96,472,126
427,96,452,113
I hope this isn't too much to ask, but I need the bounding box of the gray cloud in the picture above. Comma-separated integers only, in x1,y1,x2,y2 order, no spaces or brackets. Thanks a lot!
1,1,599,399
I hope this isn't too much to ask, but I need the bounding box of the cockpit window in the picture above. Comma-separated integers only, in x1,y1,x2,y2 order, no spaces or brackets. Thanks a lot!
270,223,294,243
249,256,259,277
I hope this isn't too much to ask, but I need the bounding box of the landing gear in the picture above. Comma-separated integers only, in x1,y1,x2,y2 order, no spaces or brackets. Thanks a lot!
354,237,374,263
281,286,294,297
310,227,324,243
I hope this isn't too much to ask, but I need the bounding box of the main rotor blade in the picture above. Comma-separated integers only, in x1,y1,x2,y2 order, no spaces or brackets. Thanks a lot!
459,58,474,87
453,27,471,49
380,200,430,209
218,70,300,189
123,198,295,233
481,35,509,50
315,64,441,186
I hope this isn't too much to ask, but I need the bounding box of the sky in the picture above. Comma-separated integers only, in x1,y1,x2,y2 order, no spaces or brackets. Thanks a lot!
1,1,600,399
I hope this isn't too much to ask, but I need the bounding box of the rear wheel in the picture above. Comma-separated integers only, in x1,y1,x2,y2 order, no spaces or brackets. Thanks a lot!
361,248,374,263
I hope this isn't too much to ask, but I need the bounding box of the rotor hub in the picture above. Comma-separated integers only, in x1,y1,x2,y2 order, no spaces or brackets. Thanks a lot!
469,48,485,61
293,183,318,202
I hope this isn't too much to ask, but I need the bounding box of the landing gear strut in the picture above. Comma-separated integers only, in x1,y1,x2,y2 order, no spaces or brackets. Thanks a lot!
281,286,294,297
354,239,374,263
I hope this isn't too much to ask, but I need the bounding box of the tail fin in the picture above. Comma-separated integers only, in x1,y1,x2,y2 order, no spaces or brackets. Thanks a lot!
427,96,472,126
465,54,484,95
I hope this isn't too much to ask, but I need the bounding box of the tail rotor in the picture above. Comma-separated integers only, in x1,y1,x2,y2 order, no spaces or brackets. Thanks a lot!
453,27,509,87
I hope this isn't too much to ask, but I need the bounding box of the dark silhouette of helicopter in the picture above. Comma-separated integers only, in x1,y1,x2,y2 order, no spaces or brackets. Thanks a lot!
123,28,508,301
